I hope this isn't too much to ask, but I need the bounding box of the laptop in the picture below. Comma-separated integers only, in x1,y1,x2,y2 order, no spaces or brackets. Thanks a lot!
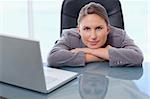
0,34,78,93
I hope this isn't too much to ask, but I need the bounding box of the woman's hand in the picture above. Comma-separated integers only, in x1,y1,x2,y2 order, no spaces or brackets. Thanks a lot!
71,48,91,53
71,48,104,62
88,45,112,60
71,45,112,60
85,53,105,63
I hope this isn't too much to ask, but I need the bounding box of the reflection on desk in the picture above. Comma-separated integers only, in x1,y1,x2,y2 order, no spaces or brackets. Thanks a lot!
0,62,149,99
79,73,108,99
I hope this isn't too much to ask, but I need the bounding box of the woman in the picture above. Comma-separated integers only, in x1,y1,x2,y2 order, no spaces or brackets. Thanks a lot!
48,2,143,67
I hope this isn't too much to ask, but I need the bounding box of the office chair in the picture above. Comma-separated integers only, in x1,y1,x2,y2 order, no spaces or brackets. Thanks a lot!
60,0,124,36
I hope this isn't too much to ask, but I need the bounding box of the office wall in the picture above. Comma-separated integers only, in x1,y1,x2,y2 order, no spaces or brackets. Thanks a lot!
120,0,149,62
0,1,29,36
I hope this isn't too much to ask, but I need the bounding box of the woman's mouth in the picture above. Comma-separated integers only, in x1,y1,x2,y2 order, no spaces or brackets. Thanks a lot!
89,41,99,45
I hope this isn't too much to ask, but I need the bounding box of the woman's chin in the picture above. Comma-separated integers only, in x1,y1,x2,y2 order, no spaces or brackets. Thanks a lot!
87,45,100,49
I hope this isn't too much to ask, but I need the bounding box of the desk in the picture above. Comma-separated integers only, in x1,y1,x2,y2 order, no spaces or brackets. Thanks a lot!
0,62,150,99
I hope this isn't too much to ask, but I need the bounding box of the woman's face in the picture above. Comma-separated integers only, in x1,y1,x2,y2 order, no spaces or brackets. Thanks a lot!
78,14,110,49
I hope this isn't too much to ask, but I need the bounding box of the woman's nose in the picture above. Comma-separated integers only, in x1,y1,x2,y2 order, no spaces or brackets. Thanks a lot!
90,30,97,40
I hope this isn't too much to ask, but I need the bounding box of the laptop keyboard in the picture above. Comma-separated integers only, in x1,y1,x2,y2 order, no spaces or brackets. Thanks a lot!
45,75,58,85
44,67,59,85
43,66,78,90
43,67,62,89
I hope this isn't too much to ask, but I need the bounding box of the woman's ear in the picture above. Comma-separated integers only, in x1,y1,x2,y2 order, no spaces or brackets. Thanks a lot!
77,25,81,34
107,25,111,34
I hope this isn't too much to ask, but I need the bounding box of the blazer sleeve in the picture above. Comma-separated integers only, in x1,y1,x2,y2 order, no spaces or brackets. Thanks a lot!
108,31,144,67
47,29,85,67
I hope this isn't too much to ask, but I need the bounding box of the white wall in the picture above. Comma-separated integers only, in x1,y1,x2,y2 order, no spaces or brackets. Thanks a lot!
120,0,149,62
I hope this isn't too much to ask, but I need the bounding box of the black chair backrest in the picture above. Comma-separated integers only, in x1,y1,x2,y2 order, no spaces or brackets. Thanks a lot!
60,0,124,36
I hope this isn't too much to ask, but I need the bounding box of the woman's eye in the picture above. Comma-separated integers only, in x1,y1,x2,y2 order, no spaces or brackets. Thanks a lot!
96,27,103,30
83,27,90,31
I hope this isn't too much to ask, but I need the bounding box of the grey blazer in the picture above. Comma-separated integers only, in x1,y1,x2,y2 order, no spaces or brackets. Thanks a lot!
48,26,143,67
